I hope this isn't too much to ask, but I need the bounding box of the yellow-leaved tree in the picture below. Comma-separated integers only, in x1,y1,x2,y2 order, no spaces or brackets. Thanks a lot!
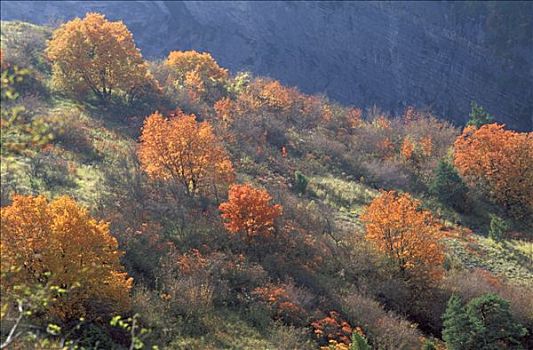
46,12,155,104
165,50,228,102
138,110,235,198
0,195,132,321
361,191,445,282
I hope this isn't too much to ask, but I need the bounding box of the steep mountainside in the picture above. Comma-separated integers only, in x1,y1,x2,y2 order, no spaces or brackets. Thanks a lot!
1,1,532,130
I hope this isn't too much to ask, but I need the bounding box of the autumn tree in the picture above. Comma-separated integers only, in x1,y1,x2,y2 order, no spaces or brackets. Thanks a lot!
46,12,155,104
165,50,228,102
345,107,363,130
219,184,283,241
138,110,234,198
360,191,445,282
0,195,132,321
254,79,295,114
454,123,533,215
400,137,415,161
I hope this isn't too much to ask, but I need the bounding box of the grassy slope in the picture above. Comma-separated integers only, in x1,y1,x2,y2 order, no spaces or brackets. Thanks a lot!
2,20,532,348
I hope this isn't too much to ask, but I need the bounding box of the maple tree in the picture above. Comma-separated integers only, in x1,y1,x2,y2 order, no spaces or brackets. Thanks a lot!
219,184,283,241
165,50,228,102
138,110,235,198
46,12,155,103
454,123,533,215
361,191,445,281
0,195,132,321
400,137,415,161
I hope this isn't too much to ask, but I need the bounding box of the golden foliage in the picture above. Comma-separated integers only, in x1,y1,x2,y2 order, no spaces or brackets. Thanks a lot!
214,97,234,123
0,195,132,321
138,110,234,197
255,80,295,113
219,184,283,240
454,124,533,214
46,13,154,102
361,191,445,281
420,136,433,157
400,137,415,161
373,116,391,129
165,50,228,101
345,107,363,129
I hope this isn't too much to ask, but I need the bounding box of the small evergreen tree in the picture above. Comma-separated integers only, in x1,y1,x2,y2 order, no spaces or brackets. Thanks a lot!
488,214,508,242
294,171,309,195
442,294,528,350
466,294,527,349
466,101,493,128
442,295,472,350
429,161,468,212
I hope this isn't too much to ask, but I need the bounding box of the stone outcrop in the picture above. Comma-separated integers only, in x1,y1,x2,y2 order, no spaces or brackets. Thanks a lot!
2,1,531,130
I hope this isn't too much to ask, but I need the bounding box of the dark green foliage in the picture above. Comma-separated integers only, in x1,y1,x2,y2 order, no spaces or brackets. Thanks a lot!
294,171,309,195
442,295,473,350
466,294,527,349
442,294,528,350
429,161,468,212
350,332,371,350
421,339,437,350
466,101,494,128
488,214,508,242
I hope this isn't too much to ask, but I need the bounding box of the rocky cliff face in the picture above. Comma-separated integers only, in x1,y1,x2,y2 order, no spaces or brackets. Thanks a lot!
2,1,532,130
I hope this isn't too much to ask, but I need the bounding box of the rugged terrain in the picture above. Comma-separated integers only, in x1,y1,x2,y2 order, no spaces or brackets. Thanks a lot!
2,1,532,130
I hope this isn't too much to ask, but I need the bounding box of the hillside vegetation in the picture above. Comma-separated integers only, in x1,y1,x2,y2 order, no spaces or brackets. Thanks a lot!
1,16,532,350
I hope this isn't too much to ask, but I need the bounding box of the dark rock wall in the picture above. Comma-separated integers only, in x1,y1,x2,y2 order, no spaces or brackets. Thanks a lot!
2,1,531,130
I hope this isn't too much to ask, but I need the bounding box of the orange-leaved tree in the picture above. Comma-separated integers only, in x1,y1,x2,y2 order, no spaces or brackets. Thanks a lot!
361,191,445,282
0,195,132,321
138,110,234,198
46,12,155,103
165,50,228,102
400,137,415,161
454,124,533,215
219,184,283,242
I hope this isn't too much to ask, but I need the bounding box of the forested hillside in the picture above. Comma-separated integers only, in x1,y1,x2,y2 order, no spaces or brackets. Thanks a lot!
1,13,532,350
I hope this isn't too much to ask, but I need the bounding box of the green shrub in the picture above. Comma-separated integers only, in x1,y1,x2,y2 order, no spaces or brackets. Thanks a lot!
421,338,437,350
442,294,528,350
429,161,468,212
350,332,371,350
488,214,508,241
294,171,309,195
